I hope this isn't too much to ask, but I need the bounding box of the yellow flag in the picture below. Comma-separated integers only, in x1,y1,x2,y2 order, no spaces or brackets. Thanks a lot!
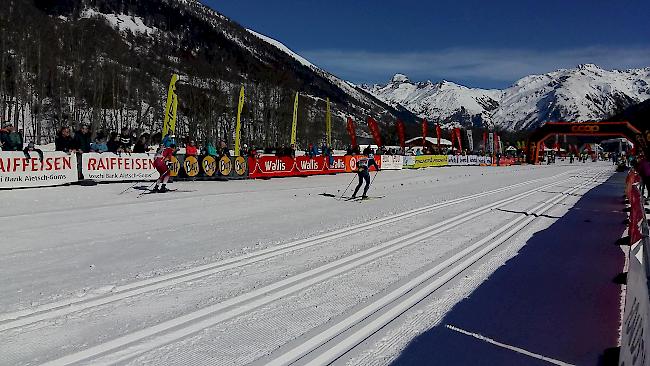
291,92,299,145
162,74,179,138
326,98,331,146
235,86,245,157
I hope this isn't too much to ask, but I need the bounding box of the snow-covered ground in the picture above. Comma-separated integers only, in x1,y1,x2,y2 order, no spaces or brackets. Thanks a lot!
0,163,616,365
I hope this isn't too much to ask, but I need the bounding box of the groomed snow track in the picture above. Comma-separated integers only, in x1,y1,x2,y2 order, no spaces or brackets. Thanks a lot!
0,165,612,365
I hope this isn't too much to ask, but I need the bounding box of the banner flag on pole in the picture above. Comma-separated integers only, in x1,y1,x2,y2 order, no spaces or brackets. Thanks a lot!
162,74,179,139
346,117,357,147
422,119,428,147
488,132,494,153
291,92,299,145
367,117,382,147
454,128,463,151
466,130,474,152
396,120,405,150
326,97,332,146
436,123,442,151
234,85,245,157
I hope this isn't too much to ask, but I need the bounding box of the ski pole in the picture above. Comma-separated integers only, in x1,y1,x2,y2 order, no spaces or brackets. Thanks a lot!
369,169,379,187
137,180,159,197
338,174,357,200
119,180,143,195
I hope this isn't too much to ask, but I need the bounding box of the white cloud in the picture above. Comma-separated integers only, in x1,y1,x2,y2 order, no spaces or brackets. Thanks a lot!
299,46,650,87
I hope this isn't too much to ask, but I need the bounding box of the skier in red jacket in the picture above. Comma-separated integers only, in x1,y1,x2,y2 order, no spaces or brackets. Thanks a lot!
153,144,176,193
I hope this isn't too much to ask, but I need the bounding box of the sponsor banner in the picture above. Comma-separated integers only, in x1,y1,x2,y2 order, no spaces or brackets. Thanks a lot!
345,155,379,173
447,154,460,166
168,156,181,177
478,155,493,165
497,157,516,166
328,156,347,173
295,156,327,174
405,155,448,169
0,151,78,189
82,153,155,182
249,156,296,178
218,156,232,176
233,156,247,177
446,155,478,166
183,156,200,177
202,156,217,176
380,155,403,170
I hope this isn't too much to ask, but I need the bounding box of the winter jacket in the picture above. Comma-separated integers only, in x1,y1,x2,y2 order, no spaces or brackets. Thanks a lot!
1,131,23,151
55,135,76,152
133,141,148,153
91,141,108,153
206,143,217,156
107,140,120,153
74,131,92,153
119,134,132,150
185,145,198,156
162,135,175,148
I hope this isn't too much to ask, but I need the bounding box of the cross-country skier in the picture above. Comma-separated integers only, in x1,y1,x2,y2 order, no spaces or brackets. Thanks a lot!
152,144,176,193
351,153,380,199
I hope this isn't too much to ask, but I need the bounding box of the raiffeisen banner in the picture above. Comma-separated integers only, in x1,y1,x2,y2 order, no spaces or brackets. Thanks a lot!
0,151,78,189
82,153,157,182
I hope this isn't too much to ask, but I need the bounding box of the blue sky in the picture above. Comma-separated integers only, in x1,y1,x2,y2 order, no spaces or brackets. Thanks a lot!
204,0,650,88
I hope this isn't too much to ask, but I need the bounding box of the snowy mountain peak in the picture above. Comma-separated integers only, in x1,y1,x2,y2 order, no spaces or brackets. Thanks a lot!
363,64,650,130
391,73,410,83
577,63,602,71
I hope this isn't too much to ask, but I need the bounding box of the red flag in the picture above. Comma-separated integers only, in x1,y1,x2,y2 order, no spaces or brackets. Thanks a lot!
422,119,428,147
346,117,357,147
396,120,406,149
494,134,500,153
483,132,487,151
436,123,442,151
455,128,463,151
554,142,560,152
367,117,382,147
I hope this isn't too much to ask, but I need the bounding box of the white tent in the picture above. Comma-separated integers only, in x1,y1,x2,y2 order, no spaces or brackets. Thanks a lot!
405,137,452,146
505,146,517,151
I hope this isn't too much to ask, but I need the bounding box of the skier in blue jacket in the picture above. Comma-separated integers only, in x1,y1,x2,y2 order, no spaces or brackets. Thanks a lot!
351,154,380,199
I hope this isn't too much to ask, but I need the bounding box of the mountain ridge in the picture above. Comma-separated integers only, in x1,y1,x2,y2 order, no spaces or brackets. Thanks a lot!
362,64,650,130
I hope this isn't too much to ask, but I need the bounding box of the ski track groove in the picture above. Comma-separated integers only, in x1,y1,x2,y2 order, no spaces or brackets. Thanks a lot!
0,169,582,331
32,168,601,366
267,169,608,366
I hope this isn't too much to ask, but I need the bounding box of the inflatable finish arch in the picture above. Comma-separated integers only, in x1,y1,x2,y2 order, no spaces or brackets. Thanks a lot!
526,121,644,164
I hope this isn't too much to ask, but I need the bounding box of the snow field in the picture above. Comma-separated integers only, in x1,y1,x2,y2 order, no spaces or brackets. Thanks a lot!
0,164,613,365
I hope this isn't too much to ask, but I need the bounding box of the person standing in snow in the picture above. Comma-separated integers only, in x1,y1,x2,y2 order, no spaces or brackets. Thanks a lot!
152,144,176,193
351,153,380,199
